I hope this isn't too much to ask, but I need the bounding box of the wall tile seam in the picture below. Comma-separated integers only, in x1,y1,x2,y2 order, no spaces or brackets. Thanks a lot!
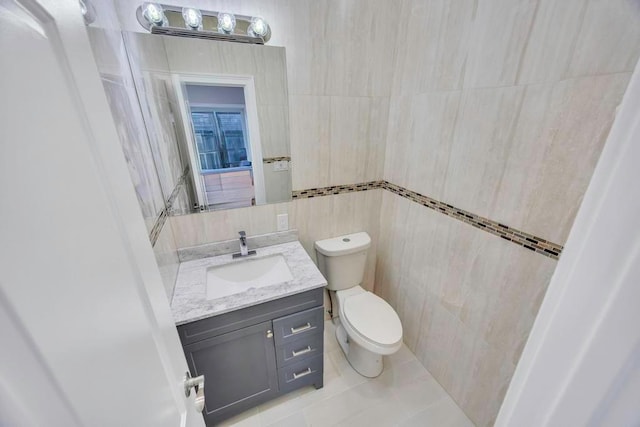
292,180,563,259
390,70,634,98
288,93,391,99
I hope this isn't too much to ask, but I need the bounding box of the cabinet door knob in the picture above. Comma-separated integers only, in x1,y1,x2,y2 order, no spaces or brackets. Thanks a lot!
267,329,273,338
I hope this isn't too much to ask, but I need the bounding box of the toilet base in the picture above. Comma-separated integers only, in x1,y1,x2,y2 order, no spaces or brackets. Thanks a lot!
335,323,384,378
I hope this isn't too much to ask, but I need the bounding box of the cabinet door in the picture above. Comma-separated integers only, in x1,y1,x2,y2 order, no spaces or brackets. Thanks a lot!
183,321,278,425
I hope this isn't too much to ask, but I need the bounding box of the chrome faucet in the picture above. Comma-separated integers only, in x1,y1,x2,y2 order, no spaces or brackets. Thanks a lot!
239,231,248,256
233,231,257,258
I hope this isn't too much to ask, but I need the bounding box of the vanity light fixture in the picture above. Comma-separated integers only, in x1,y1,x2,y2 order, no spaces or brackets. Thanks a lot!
248,16,269,38
142,2,167,27
182,7,202,30
217,12,236,34
136,4,271,44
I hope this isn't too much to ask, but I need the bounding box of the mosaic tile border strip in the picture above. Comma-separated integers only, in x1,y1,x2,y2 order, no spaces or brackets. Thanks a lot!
291,180,562,259
149,167,190,246
292,181,384,199
149,208,168,246
263,156,291,163
380,181,563,259
166,166,190,209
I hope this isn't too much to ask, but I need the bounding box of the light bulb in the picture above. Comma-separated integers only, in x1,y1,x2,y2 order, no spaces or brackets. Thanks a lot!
79,0,96,25
143,3,165,26
217,12,236,34
182,7,202,29
248,16,269,37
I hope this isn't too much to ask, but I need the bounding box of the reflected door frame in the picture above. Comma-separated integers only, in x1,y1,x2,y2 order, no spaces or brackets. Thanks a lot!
172,73,266,208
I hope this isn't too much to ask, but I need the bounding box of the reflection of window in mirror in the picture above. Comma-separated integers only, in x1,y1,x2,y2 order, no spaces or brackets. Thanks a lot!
191,109,250,171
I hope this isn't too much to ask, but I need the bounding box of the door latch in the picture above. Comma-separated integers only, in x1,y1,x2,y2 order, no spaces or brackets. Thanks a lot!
184,371,205,412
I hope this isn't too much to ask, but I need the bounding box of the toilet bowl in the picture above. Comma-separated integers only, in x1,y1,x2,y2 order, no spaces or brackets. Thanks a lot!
334,286,402,377
315,232,403,378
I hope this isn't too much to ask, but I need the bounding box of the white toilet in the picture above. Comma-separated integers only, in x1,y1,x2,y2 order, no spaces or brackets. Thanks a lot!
315,232,403,377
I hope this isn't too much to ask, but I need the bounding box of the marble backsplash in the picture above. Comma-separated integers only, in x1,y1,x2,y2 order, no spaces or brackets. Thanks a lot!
177,230,298,262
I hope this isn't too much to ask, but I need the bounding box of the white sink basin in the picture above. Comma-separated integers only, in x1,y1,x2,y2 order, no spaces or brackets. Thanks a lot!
206,254,293,300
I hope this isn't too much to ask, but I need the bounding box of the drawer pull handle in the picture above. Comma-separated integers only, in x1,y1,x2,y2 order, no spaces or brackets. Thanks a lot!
291,322,312,334
292,346,312,357
293,367,312,380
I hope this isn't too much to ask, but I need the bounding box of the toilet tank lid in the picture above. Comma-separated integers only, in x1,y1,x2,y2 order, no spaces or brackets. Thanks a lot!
314,232,371,256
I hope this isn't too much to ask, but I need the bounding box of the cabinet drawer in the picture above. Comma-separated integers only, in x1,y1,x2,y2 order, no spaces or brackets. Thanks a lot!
178,288,323,345
275,331,323,368
278,354,323,393
273,306,324,346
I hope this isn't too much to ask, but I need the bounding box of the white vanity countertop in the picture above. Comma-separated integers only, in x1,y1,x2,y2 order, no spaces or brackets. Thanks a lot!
171,241,327,325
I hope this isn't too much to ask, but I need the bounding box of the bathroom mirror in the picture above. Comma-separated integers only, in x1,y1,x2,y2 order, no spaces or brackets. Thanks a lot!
122,31,291,215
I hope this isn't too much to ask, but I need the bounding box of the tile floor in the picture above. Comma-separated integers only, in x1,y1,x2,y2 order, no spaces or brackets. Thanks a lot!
219,320,474,427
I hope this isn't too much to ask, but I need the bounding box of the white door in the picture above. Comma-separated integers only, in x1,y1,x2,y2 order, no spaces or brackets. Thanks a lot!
0,1,204,426
496,62,640,425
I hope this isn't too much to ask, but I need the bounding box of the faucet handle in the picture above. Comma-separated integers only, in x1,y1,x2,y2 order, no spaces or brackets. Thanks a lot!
239,230,246,237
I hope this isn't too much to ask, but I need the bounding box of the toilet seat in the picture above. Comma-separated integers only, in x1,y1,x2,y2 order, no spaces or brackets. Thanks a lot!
339,289,403,355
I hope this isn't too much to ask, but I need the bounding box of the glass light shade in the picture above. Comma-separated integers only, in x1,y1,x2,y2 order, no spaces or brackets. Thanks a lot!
248,16,269,37
79,0,87,16
217,12,236,34
182,7,202,29
142,3,165,26
80,0,96,25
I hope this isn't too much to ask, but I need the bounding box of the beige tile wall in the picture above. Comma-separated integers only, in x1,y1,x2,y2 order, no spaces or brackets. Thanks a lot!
385,0,639,245
384,72,632,244
153,218,181,301
377,192,557,426
379,1,640,426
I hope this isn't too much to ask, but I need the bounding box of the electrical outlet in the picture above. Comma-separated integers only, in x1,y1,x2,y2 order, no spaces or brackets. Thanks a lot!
273,160,289,171
277,213,288,231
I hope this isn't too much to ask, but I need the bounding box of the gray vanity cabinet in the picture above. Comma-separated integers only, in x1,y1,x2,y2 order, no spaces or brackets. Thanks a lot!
177,288,324,426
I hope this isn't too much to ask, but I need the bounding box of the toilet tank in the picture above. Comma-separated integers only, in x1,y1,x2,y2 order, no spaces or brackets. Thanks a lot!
314,232,371,291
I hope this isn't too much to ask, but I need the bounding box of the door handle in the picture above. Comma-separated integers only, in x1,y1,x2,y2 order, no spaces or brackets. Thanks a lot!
184,372,205,412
